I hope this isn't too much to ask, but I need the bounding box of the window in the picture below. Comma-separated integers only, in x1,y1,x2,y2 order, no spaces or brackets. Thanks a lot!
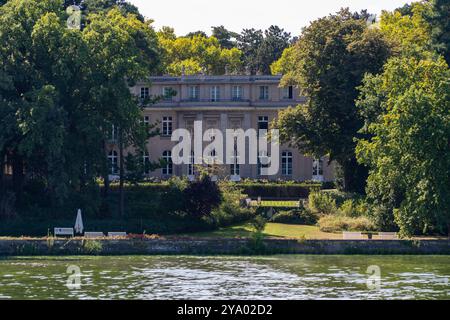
188,152,195,176
313,158,324,176
259,86,269,100
282,151,293,175
110,125,118,142
143,152,150,174
163,87,174,101
188,85,200,100
162,151,172,175
108,150,118,175
140,87,149,100
283,86,294,100
143,116,150,126
162,116,173,136
258,116,269,131
257,151,269,176
210,86,220,102
232,85,243,100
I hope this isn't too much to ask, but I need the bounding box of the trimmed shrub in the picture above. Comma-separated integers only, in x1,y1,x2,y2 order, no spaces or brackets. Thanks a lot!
339,199,368,218
308,192,337,215
318,215,376,233
239,182,320,199
270,209,317,225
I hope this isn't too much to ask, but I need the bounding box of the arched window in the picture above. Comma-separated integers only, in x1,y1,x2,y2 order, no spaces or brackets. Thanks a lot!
282,151,293,176
162,151,172,175
108,150,118,174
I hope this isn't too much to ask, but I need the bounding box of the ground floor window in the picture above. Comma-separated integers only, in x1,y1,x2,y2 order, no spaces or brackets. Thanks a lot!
257,152,269,176
143,152,150,174
313,158,324,176
281,151,293,175
188,152,195,176
108,150,118,174
162,151,172,175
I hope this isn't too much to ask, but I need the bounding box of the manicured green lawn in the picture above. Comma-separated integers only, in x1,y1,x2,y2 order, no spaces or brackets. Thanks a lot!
183,223,341,240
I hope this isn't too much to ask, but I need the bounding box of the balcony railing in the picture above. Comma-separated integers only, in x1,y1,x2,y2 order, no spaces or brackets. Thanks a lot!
180,98,251,103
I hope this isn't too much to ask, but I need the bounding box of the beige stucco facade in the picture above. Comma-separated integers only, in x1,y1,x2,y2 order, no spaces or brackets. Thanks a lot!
109,75,335,182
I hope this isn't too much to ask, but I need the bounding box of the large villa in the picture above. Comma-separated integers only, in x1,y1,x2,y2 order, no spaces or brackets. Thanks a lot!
107,75,335,182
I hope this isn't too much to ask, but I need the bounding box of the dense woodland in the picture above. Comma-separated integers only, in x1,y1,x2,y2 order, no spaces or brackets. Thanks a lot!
0,0,449,236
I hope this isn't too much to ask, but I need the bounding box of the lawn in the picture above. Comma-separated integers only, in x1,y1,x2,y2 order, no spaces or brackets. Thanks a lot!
183,223,341,240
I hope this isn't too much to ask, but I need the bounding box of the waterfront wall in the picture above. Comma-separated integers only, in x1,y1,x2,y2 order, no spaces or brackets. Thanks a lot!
0,238,449,256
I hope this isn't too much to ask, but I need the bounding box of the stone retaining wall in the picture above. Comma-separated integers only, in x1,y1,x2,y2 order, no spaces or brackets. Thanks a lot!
0,238,448,256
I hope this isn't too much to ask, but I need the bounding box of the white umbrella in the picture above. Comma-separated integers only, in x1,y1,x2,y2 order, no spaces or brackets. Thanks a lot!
74,209,84,234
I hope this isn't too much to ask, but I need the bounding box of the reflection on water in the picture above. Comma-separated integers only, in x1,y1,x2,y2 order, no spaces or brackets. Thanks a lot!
0,255,449,300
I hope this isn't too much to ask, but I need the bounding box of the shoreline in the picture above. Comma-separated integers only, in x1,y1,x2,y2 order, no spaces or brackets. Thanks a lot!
0,238,448,256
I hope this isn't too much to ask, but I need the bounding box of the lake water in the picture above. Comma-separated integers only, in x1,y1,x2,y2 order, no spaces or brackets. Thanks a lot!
0,255,449,300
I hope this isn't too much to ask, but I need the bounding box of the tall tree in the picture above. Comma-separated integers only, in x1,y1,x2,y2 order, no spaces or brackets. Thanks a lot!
356,57,450,236
256,26,292,75
211,25,238,49
157,32,242,76
426,0,450,64
275,9,391,193
236,28,264,74
0,0,161,216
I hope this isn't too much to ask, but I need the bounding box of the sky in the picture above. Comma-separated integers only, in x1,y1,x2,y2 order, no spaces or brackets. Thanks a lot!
128,0,413,36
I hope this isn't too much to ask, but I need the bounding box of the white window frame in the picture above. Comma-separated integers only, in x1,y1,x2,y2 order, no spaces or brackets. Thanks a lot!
232,85,243,100
111,125,118,142
210,86,220,102
259,86,269,100
282,86,293,100
312,158,324,181
108,150,118,175
281,151,293,176
162,116,173,136
162,151,172,175
140,87,149,100
188,85,200,100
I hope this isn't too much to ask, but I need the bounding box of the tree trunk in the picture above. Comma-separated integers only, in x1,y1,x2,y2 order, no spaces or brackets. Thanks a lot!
11,152,24,200
118,131,125,218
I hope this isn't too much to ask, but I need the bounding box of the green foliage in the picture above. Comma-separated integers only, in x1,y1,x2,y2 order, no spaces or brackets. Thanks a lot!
250,215,267,233
426,0,450,64
82,239,103,254
210,182,254,227
275,8,392,193
356,56,450,236
0,0,161,211
270,208,317,225
339,199,368,218
318,215,375,233
237,26,292,75
379,1,433,58
308,192,337,215
157,32,242,75
183,174,222,219
239,182,320,199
